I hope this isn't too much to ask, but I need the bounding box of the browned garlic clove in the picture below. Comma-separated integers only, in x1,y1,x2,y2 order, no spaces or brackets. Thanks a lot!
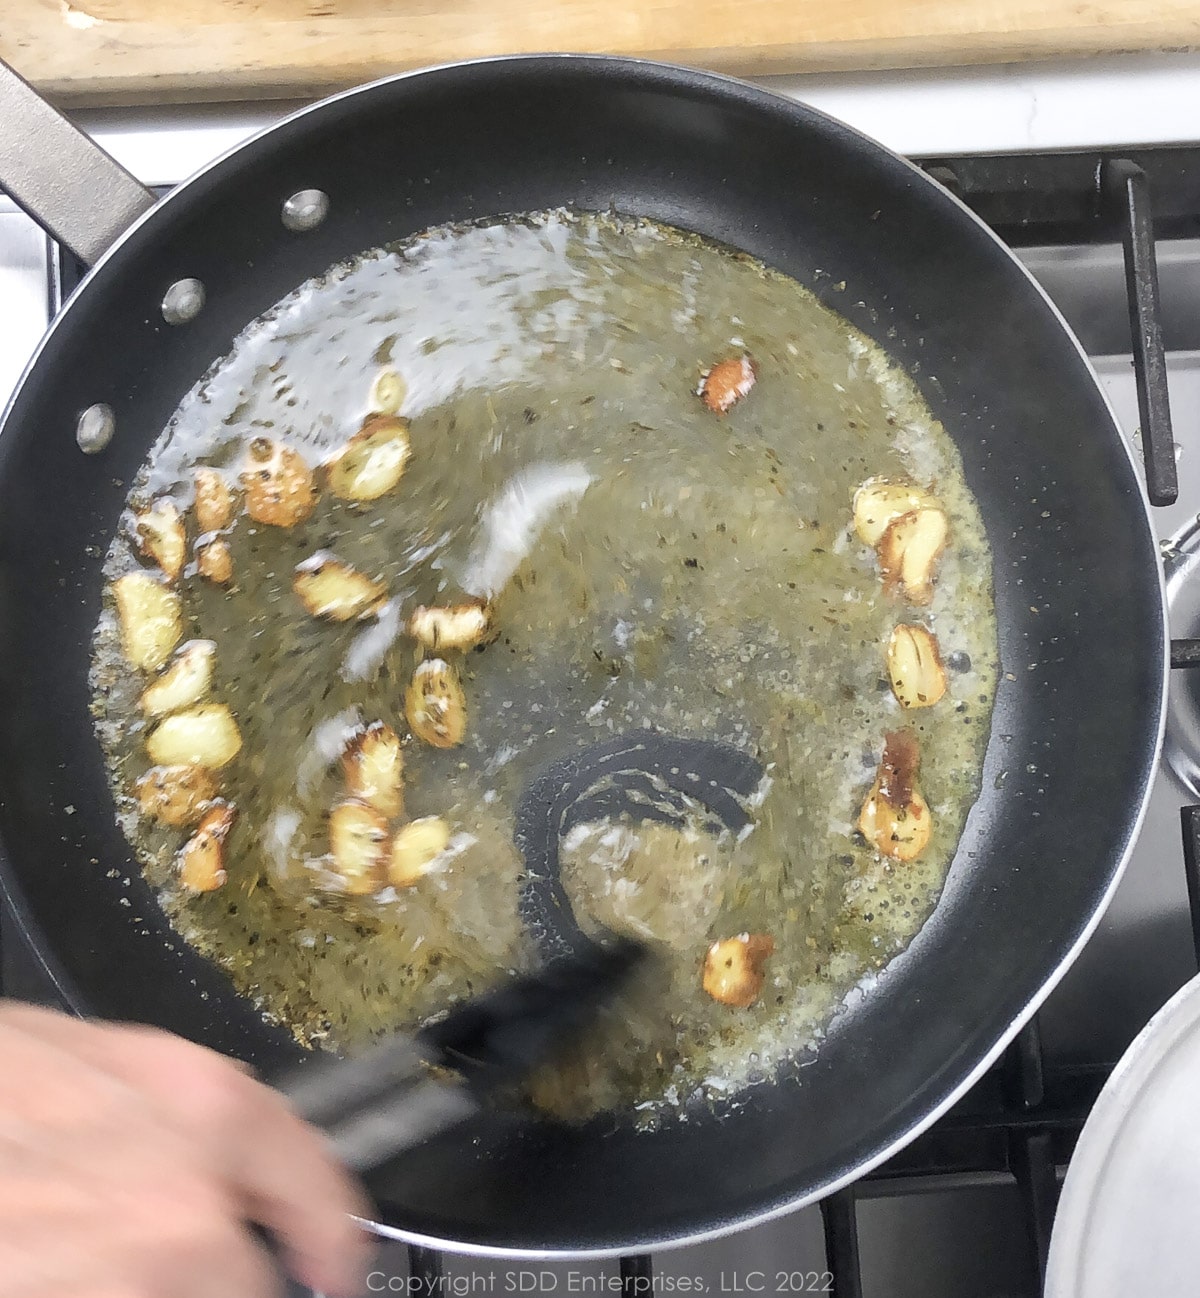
852,478,937,548
702,933,775,1007
177,802,236,892
139,640,216,718
135,763,219,828
388,816,452,888
342,721,405,818
699,355,757,415
134,500,187,583
146,703,243,770
194,468,236,533
328,799,388,895
878,506,948,605
240,437,318,528
369,368,407,416
858,730,933,862
886,624,948,709
112,572,183,672
327,414,411,502
404,658,467,749
293,553,387,622
408,600,494,653
196,538,234,586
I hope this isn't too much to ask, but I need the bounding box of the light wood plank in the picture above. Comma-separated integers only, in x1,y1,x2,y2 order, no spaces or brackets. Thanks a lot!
4,0,1200,106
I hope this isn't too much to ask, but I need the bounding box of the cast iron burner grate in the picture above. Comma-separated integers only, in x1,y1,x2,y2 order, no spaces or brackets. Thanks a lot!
43,146,1200,1298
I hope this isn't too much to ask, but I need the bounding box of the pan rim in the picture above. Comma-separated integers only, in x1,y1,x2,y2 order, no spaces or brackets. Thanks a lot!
0,53,1170,1256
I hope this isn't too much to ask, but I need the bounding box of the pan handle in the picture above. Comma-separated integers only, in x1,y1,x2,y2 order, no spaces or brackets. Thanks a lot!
0,58,156,266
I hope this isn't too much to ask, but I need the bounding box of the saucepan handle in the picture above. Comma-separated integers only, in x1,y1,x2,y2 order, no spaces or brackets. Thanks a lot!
0,56,157,266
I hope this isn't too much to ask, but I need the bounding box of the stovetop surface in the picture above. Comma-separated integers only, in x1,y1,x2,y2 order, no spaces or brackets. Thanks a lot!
5,114,1200,1297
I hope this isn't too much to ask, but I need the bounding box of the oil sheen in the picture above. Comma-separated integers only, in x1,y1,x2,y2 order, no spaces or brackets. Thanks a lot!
91,211,998,1121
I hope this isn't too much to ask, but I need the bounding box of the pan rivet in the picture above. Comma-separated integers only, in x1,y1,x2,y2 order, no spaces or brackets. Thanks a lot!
161,278,206,326
281,189,330,233
76,403,115,455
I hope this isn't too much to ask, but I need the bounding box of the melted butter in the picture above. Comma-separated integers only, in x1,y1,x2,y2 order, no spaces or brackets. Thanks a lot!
90,210,998,1117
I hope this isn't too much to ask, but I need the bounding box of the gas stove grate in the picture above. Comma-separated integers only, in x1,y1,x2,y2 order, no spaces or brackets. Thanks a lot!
41,146,1200,1298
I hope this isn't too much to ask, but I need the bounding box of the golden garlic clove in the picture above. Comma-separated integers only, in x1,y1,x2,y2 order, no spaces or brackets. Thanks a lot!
327,414,411,502
146,703,243,770
702,933,775,1007
194,468,236,533
139,640,216,718
405,658,467,749
388,816,452,888
328,799,388,895
112,572,183,672
177,802,236,892
859,785,933,862
240,437,318,528
134,500,187,583
134,763,218,828
852,478,938,548
342,721,405,818
407,601,494,653
858,730,933,862
886,624,948,709
878,506,948,605
699,355,757,415
369,368,407,416
293,552,387,622
196,538,233,586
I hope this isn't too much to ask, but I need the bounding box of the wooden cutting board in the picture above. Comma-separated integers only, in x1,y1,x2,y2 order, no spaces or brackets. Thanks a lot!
5,0,1200,106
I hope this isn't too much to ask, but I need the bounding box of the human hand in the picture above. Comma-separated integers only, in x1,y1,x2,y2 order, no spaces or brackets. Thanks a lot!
0,1003,371,1297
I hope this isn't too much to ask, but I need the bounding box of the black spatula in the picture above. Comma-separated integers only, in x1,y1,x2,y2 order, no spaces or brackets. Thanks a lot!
515,730,764,960
282,938,644,1172
281,730,762,1172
